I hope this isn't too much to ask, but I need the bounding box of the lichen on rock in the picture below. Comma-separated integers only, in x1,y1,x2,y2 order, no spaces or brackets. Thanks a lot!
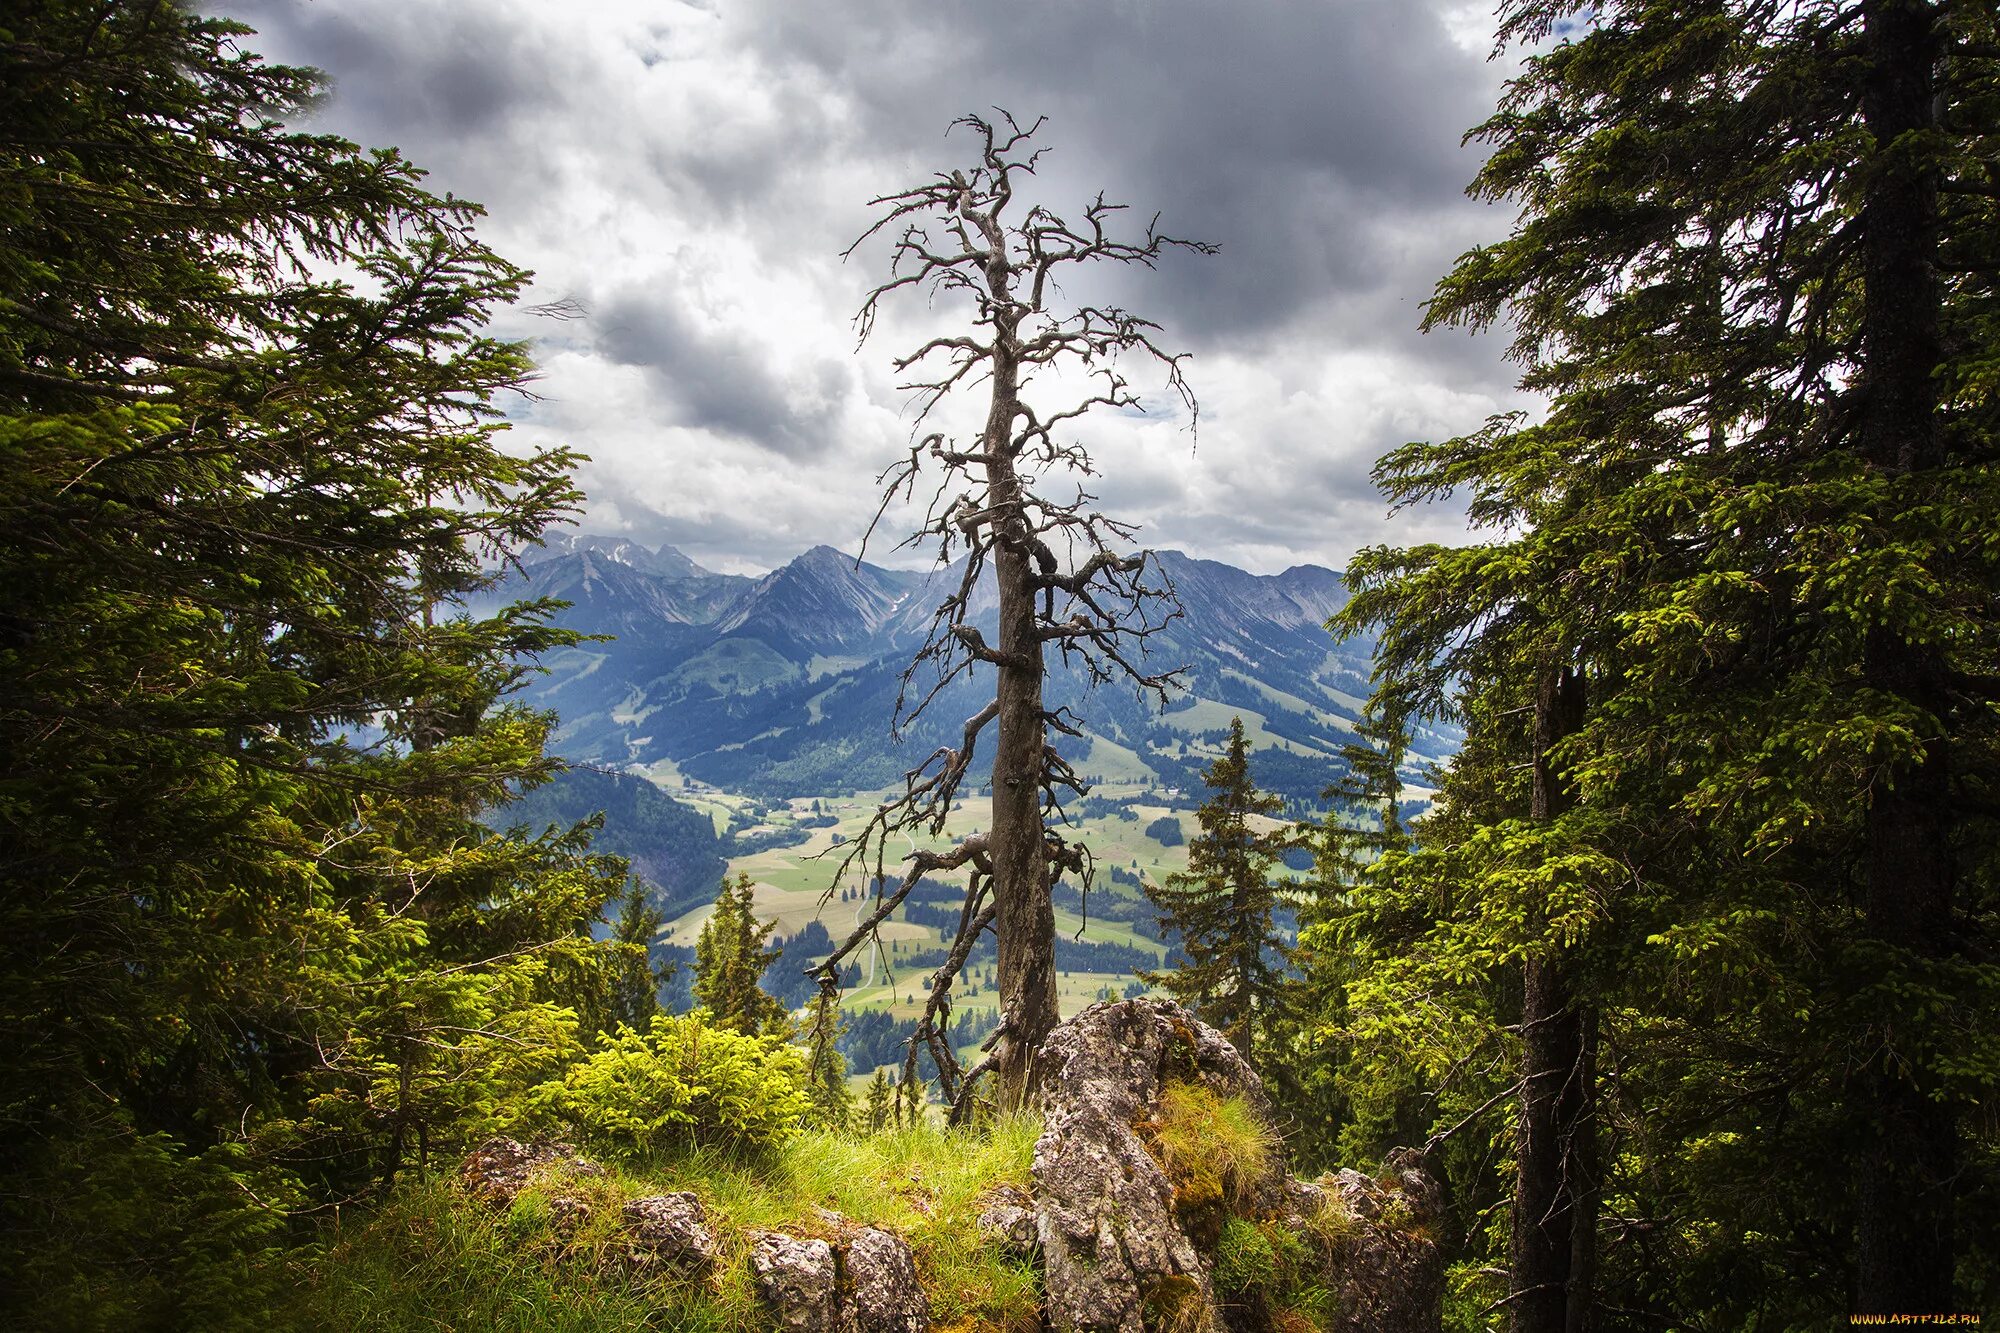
748,1220,932,1333
621,1191,719,1278
458,1136,605,1209
751,1232,842,1333
842,1226,929,1333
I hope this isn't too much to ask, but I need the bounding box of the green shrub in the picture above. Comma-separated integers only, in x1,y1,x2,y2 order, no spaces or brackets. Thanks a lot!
1214,1216,1277,1294
4,1128,303,1333
538,1015,809,1157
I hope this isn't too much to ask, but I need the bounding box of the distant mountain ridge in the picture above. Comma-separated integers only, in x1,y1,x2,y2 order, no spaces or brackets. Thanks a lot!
481,534,1444,802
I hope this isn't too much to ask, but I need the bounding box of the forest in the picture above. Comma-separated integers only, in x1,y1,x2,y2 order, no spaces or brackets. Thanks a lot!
2,1,1996,1330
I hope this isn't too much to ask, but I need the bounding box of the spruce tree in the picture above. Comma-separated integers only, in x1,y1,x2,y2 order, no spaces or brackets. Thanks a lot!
1333,1,2000,1324
692,873,787,1035
607,881,668,1033
1315,695,1411,892
1265,696,1417,1171
0,2,625,1318
1140,718,1293,1062
864,1067,894,1135
803,989,852,1131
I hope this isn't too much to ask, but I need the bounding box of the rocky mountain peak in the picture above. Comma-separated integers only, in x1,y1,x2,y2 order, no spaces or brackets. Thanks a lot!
713,545,920,653
538,531,714,581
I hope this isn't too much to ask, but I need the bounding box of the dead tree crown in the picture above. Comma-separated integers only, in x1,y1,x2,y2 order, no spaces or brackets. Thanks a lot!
811,111,1213,1117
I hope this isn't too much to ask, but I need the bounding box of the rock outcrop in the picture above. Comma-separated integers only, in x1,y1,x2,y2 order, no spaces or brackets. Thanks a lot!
1030,998,1443,1333
749,1224,930,1333
841,1227,929,1333
459,1136,605,1208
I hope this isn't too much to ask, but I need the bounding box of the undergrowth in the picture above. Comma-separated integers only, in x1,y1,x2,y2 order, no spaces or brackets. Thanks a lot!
270,1114,1043,1332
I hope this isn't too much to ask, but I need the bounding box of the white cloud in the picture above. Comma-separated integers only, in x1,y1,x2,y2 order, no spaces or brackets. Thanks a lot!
218,0,1535,574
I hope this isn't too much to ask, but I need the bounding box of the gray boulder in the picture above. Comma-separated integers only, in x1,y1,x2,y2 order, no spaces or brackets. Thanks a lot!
750,1224,930,1333
1031,998,1282,1333
1277,1150,1444,1333
1028,998,1442,1333
750,1232,841,1333
842,1226,929,1333
458,1136,604,1209
622,1192,719,1277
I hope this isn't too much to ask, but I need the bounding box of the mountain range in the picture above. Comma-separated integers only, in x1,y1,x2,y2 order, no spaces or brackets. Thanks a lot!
482,533,1446,804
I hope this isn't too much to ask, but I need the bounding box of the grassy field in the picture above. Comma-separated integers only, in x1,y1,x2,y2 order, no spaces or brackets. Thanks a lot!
654,780,1193,1018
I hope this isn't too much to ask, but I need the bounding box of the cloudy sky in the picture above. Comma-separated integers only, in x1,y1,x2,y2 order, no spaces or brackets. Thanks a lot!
219,0,1536,576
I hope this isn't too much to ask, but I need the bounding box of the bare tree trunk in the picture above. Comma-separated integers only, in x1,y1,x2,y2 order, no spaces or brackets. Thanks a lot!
1511,665,1594,1333
986,352,1059,1106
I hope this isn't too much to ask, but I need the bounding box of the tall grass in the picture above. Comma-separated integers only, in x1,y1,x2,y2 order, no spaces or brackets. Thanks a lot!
272,1114,1043,1332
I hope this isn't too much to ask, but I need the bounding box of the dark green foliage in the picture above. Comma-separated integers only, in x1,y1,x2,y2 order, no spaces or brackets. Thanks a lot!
0,2,627,1323
1145,814,1186,847
803,990,853,1131
7,1131,303,1333
693,873,790,1035
1266,700,1419,1174
1318,0,2000,1325
1141,720,1295,1062
865,1068,894,1134
606,882,668,1032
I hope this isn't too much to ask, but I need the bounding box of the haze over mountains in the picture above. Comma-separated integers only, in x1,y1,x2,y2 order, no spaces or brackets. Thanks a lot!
491,534,1446,804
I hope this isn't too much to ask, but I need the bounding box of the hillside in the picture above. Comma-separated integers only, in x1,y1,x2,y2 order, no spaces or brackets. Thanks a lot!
493,766,729,922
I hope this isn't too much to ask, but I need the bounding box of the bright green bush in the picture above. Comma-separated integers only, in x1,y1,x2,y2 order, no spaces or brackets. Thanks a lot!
538,1015,809,1156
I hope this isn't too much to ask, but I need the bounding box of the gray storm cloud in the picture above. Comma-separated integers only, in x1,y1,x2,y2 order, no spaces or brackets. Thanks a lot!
214,0,1529,573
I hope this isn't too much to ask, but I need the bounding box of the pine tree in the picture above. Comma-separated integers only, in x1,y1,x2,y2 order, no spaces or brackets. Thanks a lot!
1263,696,1418,1172
0,3,625,1319
895,1072,928,1129
1140,718,1293,1062
864,1067,894,1135
1315,694,1411,892
692,874,787,1035
608,881,668,1033
1333,1,2000,1324
803,989,852,1131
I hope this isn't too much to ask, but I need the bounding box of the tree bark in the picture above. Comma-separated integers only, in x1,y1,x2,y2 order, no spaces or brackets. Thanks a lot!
985,341,1059,1110
1511,665,1594,1333
1853,0,1956,1312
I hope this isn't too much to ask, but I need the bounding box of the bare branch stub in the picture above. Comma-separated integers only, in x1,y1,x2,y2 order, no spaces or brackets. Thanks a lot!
819,111,1210,1117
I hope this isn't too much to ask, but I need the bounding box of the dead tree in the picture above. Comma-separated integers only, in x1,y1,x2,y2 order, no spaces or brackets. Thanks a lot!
809,112,1212,1116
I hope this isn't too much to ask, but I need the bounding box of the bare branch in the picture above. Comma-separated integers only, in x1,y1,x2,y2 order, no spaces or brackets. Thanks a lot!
834,110,1209,1108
